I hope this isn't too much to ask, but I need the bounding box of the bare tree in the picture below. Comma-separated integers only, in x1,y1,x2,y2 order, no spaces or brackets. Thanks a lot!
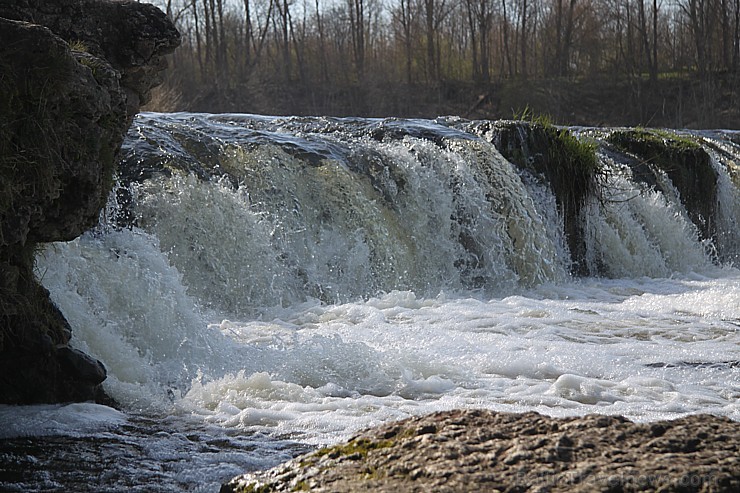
392,0,418,84
466,0,495,82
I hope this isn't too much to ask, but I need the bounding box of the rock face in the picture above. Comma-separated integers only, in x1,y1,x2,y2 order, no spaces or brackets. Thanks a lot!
222,409,740,493
474,121,600,276
0,0,179,404
606,129,718,244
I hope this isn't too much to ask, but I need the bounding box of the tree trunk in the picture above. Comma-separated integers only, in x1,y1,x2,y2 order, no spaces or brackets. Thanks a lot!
520,0,527,78
425,0,437,81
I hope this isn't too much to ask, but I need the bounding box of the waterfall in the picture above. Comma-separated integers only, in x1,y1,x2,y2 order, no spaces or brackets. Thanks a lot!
119,114,585,316
34,113,740,412
18,115,739,493
113,114,738,316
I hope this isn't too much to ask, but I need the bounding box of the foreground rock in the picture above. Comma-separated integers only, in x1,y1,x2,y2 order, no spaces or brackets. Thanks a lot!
0,0,179,404
222,409,739,493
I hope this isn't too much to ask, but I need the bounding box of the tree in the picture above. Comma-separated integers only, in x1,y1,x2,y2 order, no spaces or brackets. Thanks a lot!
465,0,495,82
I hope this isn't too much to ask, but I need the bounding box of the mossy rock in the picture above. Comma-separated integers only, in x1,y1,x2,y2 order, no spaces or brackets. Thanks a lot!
0,19,128,247
476,120,601,275
606,128,717,242
0,1,179,406
222,427,414,493
0,18,126,404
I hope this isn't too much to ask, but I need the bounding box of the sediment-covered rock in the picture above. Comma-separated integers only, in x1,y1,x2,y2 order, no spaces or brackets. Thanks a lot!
222,409,740,493
0,0,179,404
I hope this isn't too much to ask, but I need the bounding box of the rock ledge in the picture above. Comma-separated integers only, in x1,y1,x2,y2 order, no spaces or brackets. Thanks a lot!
222,409,740,493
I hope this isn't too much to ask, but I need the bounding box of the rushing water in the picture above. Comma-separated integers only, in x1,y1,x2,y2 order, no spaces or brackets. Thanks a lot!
1,114,739,492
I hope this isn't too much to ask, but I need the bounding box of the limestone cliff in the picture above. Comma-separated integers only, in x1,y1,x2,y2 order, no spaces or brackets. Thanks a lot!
0,0,179,404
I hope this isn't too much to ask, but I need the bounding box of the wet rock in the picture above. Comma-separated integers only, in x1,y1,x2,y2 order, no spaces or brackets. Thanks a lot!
473,120,600,276
606,128,718,243
57,346,107,385
222,409,740,493
0,0,179,404
0,0,180,121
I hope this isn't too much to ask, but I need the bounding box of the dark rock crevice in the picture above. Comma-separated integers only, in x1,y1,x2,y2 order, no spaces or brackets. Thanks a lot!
606,128,718,245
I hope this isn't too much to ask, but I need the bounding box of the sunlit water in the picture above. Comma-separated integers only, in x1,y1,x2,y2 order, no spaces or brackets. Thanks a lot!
1,114,738,492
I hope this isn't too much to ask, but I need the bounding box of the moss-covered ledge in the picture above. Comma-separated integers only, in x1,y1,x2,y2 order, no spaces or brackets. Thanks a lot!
606,128,717,242
473,120,601,275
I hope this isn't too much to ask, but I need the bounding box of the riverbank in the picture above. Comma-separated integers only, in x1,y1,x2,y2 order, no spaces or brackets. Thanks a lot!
150,73,740,130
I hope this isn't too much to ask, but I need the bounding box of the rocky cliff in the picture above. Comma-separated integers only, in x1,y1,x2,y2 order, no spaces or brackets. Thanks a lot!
0,0,179,404
222,409,740,493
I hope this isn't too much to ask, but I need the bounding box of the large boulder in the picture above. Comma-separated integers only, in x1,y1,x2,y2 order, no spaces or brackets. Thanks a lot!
0,0,179,404
0,0,180,120
222,409,740,493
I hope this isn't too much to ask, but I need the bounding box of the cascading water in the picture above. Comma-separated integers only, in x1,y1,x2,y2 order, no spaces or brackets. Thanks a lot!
1,114,738,492
124,115,571,315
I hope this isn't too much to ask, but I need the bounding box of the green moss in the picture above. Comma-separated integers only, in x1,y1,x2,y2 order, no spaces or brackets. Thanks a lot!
314,437,394,460
519,112,600,176
488,117,601,274
607,128,702,160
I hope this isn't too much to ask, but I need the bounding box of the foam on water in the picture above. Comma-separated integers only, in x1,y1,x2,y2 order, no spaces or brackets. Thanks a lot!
179,273,738,441
37,221,740,445
36,228,238,411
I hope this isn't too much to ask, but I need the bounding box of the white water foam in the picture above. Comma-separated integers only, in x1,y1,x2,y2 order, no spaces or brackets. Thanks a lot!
584,156,709,277
708,147,740,264
36,223,740,448
179,273,739,442
36,228,237,411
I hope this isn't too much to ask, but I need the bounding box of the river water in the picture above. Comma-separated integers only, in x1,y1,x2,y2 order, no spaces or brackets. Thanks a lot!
1,114,738,492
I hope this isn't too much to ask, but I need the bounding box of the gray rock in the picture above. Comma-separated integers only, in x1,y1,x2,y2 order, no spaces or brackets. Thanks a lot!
222,409,740,492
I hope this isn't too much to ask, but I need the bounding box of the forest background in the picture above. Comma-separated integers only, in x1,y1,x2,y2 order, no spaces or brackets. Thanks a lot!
147,0,740,128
